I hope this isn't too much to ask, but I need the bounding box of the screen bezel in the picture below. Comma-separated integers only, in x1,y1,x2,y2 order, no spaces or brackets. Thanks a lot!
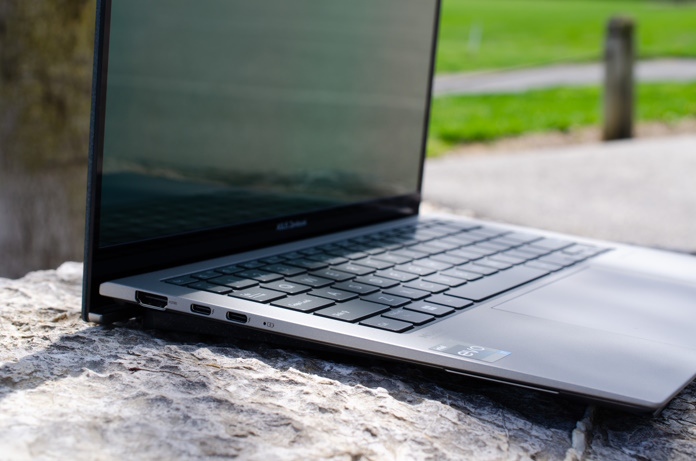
82,0,442,321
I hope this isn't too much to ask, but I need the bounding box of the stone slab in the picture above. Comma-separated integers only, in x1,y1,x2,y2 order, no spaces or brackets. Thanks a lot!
1,263,695,460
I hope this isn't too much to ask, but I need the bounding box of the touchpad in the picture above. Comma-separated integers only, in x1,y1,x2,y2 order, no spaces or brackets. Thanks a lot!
493,267,696,348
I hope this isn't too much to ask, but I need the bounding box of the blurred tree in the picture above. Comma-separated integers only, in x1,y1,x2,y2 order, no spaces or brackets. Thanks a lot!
0,0,95,170
0,0,95,277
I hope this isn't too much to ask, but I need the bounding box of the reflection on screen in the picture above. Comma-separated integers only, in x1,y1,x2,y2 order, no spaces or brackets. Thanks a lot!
100,0,438,247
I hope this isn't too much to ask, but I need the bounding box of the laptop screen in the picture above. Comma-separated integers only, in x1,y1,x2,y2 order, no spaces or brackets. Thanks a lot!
99,0,439,248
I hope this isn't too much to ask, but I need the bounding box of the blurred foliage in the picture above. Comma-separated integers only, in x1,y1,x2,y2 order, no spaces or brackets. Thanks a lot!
428,82,696,155
0,0,95,171
436,0,696,73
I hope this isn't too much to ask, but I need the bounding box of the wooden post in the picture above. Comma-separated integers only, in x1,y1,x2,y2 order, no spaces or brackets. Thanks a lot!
603,17,635,141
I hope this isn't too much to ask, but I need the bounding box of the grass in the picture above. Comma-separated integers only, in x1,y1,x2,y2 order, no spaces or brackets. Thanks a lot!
436,0,696,73
427,81,696,156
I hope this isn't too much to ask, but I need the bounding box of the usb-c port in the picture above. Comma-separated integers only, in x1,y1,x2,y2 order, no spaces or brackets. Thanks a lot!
190,304,212,316
226,311,248,324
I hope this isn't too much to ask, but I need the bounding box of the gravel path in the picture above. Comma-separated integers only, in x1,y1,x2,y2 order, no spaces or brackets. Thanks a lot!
423,134,696,252
433,58,696,95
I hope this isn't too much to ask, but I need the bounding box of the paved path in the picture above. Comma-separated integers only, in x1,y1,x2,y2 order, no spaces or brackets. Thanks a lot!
423,134,696,252
433,58,696,95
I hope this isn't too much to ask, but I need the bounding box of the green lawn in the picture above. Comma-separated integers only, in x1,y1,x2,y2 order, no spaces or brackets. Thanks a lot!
427,82,696,156
436,0,696,73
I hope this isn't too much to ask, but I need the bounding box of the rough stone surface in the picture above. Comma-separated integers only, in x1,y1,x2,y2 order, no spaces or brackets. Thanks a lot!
1,263,695,460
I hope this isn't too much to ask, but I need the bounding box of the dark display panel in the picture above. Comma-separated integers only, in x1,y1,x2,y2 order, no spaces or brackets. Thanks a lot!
100,0,438,247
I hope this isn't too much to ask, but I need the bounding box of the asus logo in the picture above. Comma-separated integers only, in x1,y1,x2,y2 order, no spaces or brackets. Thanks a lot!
276,219,308,231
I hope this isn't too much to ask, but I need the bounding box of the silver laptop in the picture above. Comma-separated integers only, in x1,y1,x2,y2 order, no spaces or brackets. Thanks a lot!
83,0,696,414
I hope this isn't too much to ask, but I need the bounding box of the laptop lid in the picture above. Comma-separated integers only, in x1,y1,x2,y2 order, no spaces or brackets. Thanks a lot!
83,0,441,321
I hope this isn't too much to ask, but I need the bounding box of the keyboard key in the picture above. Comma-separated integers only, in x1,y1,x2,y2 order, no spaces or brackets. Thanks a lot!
405,301,455,317
424,240,460,251
165,275,198,286
286,274,334,288
515,245,553,257
470,227,508,238
332,262,375,276
476,241,514,252
259,256,287,265
315,300,389,322
395,263,436,276
430,254,469,266
446,266,548,302
412,259,452,271
503,250,537,261
272,295,334,312
503,232,543,244
309,268,354,282
529,238,574,251
188,281,233,294
353,275,400,289
309,288,358,302
440,269,483,281
403,280,449,293
458,263,498,276
426,295,474,309
447,249,485,261
360,316,413,333
383,309,434,325
465,245,499,257
361,293,410,307
372,253,411,265
286,259,329,270
331,281,380,295
229,288,285,303
352,258,394,270
487,237,525,248
562,244,603,258
191,270,223,280
299,247,323,256
375,269,419,282
392,248,429,260
237,270,283,283
383,286,430,300
209,275,258,289
280,251,306,260
538,254,578,267
326,248,368,260
239,260,266,269
215,265,245,275
474,259,513,271
359,246,387,256
404,244,445,256
261,281,311,295
264,264,306,277
490,254,527,265
422,274,467,287
307,253,349,265
525,261,562,272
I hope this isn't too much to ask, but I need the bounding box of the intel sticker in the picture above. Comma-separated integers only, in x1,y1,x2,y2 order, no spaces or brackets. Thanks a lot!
431,342,511,363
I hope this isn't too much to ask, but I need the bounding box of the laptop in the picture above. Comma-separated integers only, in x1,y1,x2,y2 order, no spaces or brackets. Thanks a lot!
82,0,696,414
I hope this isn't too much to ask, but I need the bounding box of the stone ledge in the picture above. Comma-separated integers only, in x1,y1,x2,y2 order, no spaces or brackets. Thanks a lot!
1,263,694,460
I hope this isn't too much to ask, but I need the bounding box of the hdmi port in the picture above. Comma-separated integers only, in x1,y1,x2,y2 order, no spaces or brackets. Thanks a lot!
226,311,248,324
190,304,212,316
135,291,167,309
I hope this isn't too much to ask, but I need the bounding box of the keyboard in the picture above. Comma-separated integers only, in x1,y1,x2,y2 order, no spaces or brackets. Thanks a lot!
164,220,609,333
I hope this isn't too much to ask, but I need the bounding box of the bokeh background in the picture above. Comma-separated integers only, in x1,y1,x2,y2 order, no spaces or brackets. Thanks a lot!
1,0,695,278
